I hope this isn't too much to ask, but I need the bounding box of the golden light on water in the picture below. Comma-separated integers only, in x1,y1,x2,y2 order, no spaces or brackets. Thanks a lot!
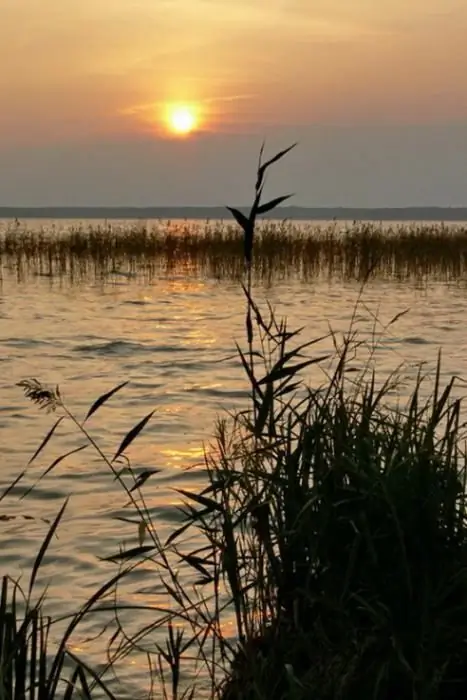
164,104,199,136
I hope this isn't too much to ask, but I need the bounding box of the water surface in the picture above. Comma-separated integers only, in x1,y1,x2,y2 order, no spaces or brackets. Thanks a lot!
1,220,467,696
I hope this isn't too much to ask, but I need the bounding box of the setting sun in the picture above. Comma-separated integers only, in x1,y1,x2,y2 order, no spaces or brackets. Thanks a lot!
165,105,198,136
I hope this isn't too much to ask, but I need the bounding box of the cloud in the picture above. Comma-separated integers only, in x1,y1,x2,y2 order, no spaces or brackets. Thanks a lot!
1,0,467,148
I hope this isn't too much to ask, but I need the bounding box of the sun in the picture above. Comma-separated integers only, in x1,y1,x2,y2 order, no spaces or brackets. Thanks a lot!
165,104,198,136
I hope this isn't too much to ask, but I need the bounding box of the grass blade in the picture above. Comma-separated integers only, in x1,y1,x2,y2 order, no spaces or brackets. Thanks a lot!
66,649,119,700
47,568,131,697
226,207,249,233
0,470,26,503
111,410,155,462
176,489,223,513
101,545,155,562
258,143,297,182
28,417,63,465
258,356,330,385
40,444,88,480
257,194,293,215
84,381,128,422
21,444,88,500
28,498,68,597
129,468,161,493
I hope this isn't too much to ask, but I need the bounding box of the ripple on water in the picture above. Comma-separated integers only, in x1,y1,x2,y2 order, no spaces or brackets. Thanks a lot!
3,337,57,348
403,336,432,345
73,340,189,356
122,299,152,306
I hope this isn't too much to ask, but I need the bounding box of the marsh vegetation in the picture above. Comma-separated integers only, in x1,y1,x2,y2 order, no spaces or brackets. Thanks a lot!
1,219,467,285
3,147,467,699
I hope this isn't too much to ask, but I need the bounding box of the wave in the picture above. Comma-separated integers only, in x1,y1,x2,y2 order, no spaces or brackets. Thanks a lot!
4,337,56,348
122,299,152,306
403,336,432,345
73,340,187,356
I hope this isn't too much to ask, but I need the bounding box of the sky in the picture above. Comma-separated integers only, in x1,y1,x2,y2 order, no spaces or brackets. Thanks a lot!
1,0,467,207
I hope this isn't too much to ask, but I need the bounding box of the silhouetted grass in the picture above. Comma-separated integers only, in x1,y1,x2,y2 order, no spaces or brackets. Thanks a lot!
2,219,467,284
6,146,467,699
0,493,125,699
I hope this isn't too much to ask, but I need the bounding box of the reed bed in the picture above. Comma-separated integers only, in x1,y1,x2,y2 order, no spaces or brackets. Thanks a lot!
2,220,467,284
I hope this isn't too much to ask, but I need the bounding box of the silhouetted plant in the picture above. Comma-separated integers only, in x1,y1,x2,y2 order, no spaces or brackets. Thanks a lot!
0,517,125,699
10,145,467,700
158,148,467,699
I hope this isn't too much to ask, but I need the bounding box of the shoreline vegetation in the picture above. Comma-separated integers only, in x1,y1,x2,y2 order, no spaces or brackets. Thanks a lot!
3,146,467,699
2,220,467,283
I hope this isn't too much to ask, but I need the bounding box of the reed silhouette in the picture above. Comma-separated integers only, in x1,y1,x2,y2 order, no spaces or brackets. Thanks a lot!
2,219,467,285
5,146,467,699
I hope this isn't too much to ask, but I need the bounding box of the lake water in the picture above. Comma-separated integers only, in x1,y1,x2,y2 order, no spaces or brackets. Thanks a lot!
1,219,467,697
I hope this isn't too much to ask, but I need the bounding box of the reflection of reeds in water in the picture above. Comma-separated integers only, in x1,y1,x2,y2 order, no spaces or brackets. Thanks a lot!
2,220,467,284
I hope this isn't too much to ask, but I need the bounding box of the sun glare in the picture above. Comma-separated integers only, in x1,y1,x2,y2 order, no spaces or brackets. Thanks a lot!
165,104,198,136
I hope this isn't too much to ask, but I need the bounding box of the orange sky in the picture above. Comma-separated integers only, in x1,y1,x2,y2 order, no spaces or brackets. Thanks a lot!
2,0,467,145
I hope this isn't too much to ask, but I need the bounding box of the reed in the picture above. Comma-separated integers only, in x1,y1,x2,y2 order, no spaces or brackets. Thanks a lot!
0,495,126,699
2,219,467,285
6,146,467,699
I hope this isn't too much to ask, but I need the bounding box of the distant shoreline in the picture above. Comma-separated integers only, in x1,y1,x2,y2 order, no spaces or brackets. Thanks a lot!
1,206,467,222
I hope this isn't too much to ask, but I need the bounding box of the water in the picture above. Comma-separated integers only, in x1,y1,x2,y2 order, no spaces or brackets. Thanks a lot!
1,219,467,696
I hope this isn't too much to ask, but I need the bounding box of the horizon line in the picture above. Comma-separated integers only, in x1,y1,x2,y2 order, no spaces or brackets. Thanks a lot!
1,205,467,222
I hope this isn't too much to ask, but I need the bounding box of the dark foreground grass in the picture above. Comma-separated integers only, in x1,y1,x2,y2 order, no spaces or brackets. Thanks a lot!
203,332,467,700
4,147,467,699
2,219,467,284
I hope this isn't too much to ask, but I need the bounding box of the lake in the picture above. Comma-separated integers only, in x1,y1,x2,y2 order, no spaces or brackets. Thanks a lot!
1,218,467,697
